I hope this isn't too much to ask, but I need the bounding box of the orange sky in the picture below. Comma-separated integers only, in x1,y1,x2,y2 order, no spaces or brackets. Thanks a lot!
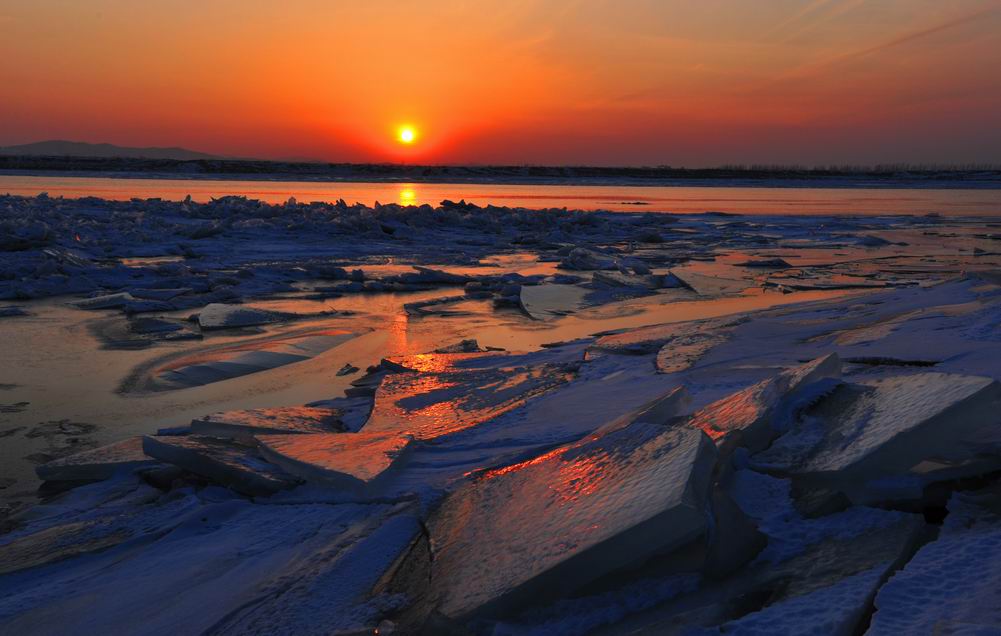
1,0,1000,165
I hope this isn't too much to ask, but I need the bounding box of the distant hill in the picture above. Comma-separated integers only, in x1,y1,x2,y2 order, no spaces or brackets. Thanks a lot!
0,140,221,161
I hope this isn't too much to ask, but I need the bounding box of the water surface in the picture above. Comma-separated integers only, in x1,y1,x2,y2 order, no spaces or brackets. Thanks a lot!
2,174,1000,215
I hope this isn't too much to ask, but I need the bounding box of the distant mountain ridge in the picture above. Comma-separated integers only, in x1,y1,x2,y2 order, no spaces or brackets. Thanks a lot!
0,140,221,161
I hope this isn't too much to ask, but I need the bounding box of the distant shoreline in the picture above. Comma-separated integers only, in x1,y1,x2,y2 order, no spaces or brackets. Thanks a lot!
2,155,1001,190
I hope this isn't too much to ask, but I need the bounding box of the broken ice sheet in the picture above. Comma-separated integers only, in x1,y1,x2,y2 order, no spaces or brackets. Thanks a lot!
0,493,419,636
412,421,716,621
364,352,577,440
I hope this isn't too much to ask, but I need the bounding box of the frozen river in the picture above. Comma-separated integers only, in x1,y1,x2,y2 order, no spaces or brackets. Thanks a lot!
3,173,1001,215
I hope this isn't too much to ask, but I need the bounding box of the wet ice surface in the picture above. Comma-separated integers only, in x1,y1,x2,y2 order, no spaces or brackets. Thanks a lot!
4,194,1001,633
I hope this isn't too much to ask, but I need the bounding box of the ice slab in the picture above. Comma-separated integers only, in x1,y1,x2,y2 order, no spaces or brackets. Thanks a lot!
519,283,589,320
867,488,1001,634
71,292,136,310
418,422,717,620
35,437,154,482
365,352,576,440
559,247,618,271
191,406,345,439
591,271,663,290
141,435,298,496
593,315,747,357
197,302,282,329
256,431,412,490
688,353,842,447
754,372,1001,502
672,271,749,296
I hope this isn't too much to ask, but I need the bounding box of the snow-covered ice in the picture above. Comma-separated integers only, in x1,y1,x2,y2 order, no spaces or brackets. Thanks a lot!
35,437,154,482
191,405,346,438
141,435,299,496
256,431,412,490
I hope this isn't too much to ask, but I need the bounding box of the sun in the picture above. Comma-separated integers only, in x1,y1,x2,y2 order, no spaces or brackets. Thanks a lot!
397,125,417,144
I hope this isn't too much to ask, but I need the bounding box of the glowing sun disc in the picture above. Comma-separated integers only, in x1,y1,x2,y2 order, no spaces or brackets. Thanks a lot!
398,126,417,144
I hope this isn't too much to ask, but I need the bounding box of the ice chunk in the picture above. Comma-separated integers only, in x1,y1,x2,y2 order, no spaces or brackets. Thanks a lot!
191,406,345,439
256,431,412,490
591,271,663,290
519,283,588,320
71,292,137,310
197,303,282,329
753,372,1001,502
35,437,154,482
688,353,841,448
415,422,717,620
559,247,618,271
671,271,749,296
736,258,792,269
141,435,298,496
0,306,29,318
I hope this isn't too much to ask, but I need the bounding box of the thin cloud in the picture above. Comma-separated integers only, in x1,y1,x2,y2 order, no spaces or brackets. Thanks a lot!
776,5,1000,82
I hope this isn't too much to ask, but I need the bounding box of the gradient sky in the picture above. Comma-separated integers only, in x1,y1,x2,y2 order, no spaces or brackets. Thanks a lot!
2,0,1000,166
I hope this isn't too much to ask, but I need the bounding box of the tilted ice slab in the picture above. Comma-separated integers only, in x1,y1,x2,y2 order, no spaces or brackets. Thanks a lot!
753,372,1001,501
364,351,576,440
196,302,282,329
867,488,1001,634
593,315,747,359
142,435,298,496
191,406,345,439
418,419,717,621
35,437,155,482
687,353,842,448
257,431,412,490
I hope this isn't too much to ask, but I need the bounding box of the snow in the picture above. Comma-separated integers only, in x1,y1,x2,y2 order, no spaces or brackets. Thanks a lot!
256,431,412,490
419,422,716,620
